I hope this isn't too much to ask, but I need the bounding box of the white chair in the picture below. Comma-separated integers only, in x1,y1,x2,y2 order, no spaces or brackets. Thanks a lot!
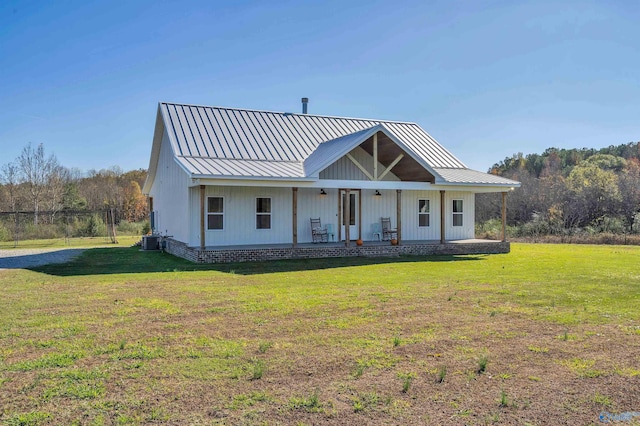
326,223,335,242
371,223,382,241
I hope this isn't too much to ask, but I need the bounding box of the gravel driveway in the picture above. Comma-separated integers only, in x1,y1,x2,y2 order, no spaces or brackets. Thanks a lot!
0,248,85,270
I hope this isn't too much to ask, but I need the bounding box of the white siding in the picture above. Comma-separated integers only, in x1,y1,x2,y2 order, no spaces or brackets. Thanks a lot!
184,186,476,247
444,191,475,240
191,186,293,247
319,147,399,181
148,130,191,242
399,190,441,241
360,189,401,240
361,190,473,241
297,188,340,243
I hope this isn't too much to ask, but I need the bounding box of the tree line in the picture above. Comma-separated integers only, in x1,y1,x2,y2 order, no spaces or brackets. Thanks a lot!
0,143,148,239
478,142,640,237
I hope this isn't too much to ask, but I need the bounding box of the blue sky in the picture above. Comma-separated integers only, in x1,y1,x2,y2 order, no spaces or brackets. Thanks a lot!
1,0,639,173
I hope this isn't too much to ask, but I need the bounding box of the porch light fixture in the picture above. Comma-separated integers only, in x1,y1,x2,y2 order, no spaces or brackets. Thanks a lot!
374,190,382,197
320,189,327,196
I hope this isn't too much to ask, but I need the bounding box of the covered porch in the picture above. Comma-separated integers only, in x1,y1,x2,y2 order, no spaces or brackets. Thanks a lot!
167,237,510,264
193,183,512,249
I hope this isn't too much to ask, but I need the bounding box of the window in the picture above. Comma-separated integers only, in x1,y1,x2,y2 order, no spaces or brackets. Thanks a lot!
256,197,271,229
207,197,224,230
418,199,430,227
452,199,463,227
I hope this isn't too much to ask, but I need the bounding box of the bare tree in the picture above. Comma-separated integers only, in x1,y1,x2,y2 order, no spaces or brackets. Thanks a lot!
43,164,70,221
0,161,22,212
17,143,63,224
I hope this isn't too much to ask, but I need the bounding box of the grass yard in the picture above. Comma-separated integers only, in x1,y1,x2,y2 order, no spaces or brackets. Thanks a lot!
0,236,140,250
0,243,639,425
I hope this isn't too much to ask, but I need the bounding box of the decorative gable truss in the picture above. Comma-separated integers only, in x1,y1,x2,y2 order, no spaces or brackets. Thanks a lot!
303,125,436,183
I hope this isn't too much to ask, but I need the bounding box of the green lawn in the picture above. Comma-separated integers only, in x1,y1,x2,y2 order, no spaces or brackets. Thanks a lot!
0,236,140,250
0,244,639,425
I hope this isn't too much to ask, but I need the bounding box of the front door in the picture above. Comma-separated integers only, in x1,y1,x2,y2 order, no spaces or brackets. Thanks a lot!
340,190,359,241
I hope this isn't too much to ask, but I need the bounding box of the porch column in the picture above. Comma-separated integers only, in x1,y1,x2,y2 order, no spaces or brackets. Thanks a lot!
200,185,206,250
344,189,350,247
396,190,402,245
501,191,507,242
292,187,298,247
358,190,362,240
439,190,445,244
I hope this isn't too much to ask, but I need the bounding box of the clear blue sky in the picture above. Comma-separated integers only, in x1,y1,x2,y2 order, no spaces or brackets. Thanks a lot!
1,0,639,173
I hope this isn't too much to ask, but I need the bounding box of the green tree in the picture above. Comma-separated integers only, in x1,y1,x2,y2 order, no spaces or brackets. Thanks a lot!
566,164,621,227
618,159,640,232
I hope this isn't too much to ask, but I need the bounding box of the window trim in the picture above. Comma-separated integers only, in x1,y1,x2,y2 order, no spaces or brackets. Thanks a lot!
206,196,224,231
418,199,430,227
256,197,272,230
452,199,463,227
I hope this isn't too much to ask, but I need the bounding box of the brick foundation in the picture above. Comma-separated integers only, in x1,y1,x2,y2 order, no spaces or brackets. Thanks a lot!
165,239,510,264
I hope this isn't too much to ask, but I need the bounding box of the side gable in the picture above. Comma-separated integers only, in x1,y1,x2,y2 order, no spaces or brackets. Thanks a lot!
142,106,166,194
143,102,521,189
142,105,193,194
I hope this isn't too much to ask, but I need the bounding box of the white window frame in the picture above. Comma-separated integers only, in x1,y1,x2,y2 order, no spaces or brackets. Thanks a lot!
452,199,463,227
418,199,430,227
256,197,272,230
207,196,224,230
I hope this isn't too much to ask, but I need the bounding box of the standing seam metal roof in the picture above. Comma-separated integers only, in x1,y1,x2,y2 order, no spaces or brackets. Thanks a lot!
160,102,467,169
155,102,519,187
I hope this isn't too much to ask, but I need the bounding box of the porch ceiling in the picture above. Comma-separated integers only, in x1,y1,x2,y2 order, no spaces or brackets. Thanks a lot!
360,132,435,183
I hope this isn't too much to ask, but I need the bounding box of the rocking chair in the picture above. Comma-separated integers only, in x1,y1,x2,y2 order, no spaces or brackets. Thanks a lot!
381,217,397,241
310,218,328,243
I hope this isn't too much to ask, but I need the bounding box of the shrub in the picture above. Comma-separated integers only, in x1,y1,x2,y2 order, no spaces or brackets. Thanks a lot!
84,214,106,237
0,222,11,242
117,220,146,235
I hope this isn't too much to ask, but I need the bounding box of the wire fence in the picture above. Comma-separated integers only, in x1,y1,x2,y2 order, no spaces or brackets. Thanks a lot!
0,209,132,247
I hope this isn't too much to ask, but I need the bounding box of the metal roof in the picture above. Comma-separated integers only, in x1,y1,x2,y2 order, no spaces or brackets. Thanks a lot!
149,102,520,187
175,156,305,179
433,168,519,186
160,102,466,167
303,126,381,177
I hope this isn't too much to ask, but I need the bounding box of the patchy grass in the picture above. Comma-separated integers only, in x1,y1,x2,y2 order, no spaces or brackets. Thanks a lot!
0,236,139,250
0,243,639,424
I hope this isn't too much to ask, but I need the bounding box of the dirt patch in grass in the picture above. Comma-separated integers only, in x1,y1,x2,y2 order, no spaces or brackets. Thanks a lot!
0,244,639,424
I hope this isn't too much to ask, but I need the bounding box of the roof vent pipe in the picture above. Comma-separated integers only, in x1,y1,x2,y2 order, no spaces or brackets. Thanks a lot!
301,97,309,114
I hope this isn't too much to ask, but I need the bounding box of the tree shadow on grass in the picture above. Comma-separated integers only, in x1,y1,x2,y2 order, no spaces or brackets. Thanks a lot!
29,246,486,277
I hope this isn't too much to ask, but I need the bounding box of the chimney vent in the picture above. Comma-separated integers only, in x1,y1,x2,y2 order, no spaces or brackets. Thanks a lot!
301,97,309,114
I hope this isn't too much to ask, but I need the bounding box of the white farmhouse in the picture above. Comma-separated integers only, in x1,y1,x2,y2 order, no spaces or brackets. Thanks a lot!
142,100,520,262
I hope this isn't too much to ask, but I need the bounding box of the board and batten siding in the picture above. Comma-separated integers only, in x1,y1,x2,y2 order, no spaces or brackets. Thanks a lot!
190,186,293,247
358,190,475,241
444,191,475,240
359,189,401,240
185,186,476,247
319,147,400,181
296,188,340,243
398,190,441,241
149,129,191,243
